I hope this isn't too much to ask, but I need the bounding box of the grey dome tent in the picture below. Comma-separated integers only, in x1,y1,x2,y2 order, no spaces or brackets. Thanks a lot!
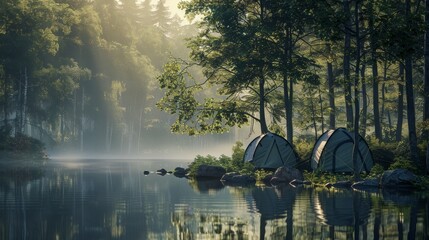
311,128,373,173
243,132,297,169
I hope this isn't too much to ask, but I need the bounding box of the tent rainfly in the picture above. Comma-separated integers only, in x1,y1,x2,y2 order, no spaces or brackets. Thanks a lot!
311,128,373,173
243,132,297,169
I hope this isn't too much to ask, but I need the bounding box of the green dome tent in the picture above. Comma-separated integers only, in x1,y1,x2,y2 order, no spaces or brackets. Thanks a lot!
243,132,297,169
311,128,373,173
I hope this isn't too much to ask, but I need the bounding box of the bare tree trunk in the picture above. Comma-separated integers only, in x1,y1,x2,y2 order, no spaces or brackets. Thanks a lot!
22,67,28,134
310,95,318,141
425,0,429,138
327,60,336,130
405,0,419,164
137,108,143,153
259,76,269,134
284,28,294,143
80,87,84,152
15,70,22,135
396,64,405,141
343,0,353,129
318,86,325,133
361,55,368,137
369,0,382,140
405,57,419,163
424,0,429,172
2,75,8,128
352,0,361,181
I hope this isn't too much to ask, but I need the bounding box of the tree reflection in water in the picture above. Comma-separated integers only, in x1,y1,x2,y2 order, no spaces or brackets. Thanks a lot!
0,159,428,239
174,182,429,240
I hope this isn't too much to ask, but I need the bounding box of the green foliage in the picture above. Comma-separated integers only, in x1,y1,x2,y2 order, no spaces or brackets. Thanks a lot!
188,154,221,177
303,170,353,185
157,59,249,135
368,164,384,178
293,138,313,170
0,133,45,159
187,141,253,177
254,169,272,182
388,157,419,174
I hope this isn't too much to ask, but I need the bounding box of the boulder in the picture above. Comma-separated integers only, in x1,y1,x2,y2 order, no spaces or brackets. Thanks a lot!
156,168,167,175
174,167,187,178
352,179,379,190
380,169,418,188
262,174,274,185
221,172,256,185
195,165,226,179
270,166,304,184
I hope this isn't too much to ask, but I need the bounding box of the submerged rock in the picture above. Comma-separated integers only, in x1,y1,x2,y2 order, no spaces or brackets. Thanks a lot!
195,165,226,179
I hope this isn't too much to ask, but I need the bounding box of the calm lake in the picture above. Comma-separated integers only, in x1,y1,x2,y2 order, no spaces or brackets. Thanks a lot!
0,158,428,240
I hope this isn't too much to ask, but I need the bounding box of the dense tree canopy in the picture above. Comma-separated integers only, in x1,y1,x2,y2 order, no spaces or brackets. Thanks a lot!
0,0,428,168
158,0,429,168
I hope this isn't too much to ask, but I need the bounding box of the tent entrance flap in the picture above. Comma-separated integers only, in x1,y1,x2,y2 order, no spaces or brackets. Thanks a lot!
262,139,284,168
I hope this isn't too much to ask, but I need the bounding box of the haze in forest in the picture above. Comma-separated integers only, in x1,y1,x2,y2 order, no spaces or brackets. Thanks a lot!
1,0,428,167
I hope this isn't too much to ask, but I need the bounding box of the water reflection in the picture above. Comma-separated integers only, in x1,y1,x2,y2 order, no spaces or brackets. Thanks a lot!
0,159,428,239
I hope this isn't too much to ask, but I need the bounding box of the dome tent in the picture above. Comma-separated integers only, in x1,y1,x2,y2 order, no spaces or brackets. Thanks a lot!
243,132,297,169
311,128,373,173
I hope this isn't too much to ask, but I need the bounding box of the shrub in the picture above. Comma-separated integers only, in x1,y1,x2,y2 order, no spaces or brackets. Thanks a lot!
254,169,272,182
187,141,252,177
294,138,313,171
368,163,384,178
388,156,419,174
188,154,221,176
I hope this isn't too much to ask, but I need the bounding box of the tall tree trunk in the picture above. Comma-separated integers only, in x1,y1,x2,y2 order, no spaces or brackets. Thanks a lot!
369,0,382,140
360,10,367,137
381,61,394,138
137,107,143,153
352,0,361,181
15,71,22,134
396,64,405,141
343,0,353,129
361,63,368,137
310,95,318,141
425,0,429,172
284,28,293,143
80,87,84,152
318,86,325,133
22,67,28,134
327,60,336,130
425,0,429,139
405,57,419,163
405,0,419,164
3,75,9,128
259,76,268,134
